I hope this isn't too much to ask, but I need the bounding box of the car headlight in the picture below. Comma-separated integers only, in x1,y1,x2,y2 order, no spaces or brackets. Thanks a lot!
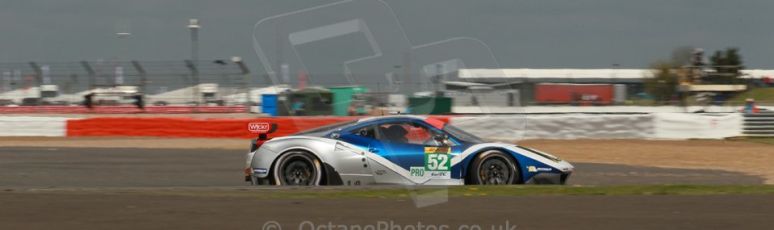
517,146,561,162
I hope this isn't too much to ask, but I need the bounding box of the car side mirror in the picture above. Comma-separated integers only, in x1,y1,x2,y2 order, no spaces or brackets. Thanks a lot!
433,133,449,145
330,132,341,139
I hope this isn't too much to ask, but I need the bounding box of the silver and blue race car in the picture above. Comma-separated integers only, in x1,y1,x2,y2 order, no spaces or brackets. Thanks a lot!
245,115,573,186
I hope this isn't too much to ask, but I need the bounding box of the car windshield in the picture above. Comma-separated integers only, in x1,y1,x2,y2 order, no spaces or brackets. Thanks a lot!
443,124,484,144
293,120,357,137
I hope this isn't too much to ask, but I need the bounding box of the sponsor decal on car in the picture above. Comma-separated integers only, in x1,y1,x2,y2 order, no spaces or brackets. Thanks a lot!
253,168,269,174
424,146,450,154
410,167,451,179
410,167,425,177
424,146,451,171
527,166,552,173
427,170,451,179
247,122,271,133
419,146,452,179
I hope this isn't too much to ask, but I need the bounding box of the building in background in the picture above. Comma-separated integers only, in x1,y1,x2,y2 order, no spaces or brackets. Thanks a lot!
456,68,774,106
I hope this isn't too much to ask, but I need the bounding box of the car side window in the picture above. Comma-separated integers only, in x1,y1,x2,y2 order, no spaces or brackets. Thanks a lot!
350,125,376,139
376,122,448,146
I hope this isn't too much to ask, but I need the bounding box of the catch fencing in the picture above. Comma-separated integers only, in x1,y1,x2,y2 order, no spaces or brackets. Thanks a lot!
743,113,774,137
0,60,250,107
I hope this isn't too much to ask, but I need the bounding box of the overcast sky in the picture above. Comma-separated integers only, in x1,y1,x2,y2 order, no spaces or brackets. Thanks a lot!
1,0,773,76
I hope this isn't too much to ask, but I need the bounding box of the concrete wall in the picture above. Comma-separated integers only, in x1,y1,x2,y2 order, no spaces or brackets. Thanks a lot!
0,116,68,136
452,105,746,114
450,113,741,141
653,113,742,139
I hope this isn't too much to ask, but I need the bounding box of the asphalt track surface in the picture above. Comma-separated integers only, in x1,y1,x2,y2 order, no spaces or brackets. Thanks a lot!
0,147,763,187
1,147,771,230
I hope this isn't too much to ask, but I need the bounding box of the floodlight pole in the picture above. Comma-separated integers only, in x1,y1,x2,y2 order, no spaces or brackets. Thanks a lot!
28,62,43,102
188,19,201,106
131,60,146,94
28,62,42,87
115,32,131,88
435,63,443,96
184,60,198,107
231,56,251,106
80,61,95,90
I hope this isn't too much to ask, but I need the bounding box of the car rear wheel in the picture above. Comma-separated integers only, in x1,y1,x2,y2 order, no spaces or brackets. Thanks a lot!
273,151,322,186
468,150,520,185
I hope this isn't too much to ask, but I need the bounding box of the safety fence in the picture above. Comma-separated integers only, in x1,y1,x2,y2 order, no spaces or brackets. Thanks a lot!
743,113,774,137
0,60,251,106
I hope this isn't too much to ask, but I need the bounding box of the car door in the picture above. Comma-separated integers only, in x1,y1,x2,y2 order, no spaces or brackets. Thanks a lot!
375,120,459,180
338,123,422,184
337,124,383,154
331,124,380,185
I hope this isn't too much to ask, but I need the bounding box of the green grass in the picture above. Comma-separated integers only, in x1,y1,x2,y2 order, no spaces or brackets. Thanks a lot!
625,99,657,106
729,88,774,105
734,137,774,145
125,185,774,199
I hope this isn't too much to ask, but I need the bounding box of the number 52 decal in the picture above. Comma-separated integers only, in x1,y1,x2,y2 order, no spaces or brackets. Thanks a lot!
425,154,450,171
424,147,451,171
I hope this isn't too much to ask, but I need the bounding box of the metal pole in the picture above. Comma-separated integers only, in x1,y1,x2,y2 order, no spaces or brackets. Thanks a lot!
131,60,146,95
435,63,443,96
188,19,200,106
231,56,250,107
403,51,410,94
80,61,95,91
115,32,131,88
184,60,198,106
28,62,42,106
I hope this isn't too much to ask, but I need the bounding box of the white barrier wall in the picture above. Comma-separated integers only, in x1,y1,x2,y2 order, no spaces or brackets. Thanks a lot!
523,114,654,139
451,113,742,141
0,117,68,137
453,105,744,114
452,114,654,141
653,113,742,139
451,115,530,141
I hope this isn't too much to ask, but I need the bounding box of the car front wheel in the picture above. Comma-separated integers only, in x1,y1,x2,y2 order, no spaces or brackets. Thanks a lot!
468,150,520,185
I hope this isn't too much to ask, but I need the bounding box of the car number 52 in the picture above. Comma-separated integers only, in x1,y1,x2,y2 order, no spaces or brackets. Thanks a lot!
426,154,450,171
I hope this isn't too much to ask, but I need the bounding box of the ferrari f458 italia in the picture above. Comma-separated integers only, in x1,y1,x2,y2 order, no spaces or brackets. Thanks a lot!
245,115,573,186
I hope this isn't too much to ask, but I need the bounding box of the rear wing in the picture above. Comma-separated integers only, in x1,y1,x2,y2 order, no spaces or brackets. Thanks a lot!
248,122,278,153
248,122,278,140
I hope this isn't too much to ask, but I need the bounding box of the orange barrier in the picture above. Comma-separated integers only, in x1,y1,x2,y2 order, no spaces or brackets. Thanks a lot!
66,116,452,139
0,106,247,114
66,117,358,139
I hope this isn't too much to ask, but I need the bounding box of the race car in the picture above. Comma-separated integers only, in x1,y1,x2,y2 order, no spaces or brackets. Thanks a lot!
245,115,573,186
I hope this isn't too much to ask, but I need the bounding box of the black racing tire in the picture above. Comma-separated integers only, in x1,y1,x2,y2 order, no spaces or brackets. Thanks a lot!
273,150,323,186
467,150,520,185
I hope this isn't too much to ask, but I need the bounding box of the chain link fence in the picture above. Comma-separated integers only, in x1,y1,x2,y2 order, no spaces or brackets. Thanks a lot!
1,60,771,113
0,59,249,106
